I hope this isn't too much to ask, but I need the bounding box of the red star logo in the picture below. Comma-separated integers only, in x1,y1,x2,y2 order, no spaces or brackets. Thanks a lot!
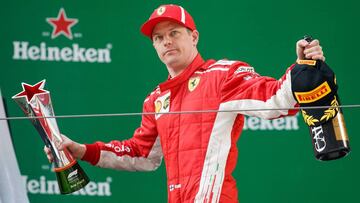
13,80,48,103
46,8,78,40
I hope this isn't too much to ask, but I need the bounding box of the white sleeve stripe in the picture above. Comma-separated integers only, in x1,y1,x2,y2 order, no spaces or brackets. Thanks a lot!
194,67,229,74
195,71,295,202
222,70,297,119
96,136,163,171
208,60,237,69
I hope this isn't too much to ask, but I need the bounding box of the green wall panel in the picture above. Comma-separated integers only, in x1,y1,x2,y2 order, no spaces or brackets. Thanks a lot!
1,0,359,202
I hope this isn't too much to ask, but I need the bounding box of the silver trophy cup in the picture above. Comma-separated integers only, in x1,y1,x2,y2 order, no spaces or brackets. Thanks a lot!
12,80,89,194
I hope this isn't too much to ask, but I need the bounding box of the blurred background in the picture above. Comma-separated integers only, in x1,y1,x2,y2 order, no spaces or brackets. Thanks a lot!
1,0,359,202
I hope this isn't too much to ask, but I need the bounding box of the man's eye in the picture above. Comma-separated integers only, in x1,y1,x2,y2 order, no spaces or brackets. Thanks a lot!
153,36,163,41
170,31,178,36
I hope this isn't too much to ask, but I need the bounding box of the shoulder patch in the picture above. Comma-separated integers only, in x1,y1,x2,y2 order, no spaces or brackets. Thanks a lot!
144,86,160,103
234,66,255,74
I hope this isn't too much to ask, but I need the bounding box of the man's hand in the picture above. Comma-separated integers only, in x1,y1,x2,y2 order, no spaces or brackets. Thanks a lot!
296,39,325,61
44,134,86,163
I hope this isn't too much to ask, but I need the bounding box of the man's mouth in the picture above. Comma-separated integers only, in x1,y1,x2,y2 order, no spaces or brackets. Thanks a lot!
163,49,177,56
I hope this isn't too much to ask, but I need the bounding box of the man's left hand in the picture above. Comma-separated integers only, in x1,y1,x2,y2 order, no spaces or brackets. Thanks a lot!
296,39,325,61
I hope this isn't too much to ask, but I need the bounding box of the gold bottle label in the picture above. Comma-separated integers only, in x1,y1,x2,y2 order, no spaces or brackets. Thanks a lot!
332,112,349,141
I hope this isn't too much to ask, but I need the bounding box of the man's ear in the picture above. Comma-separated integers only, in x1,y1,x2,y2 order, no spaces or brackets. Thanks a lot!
192,30,199,46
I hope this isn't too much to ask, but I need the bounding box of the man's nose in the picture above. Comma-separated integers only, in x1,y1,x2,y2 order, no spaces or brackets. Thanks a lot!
163,35,172,46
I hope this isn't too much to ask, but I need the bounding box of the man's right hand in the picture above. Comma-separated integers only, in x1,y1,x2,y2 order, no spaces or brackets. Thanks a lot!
296,39,325,61
43,134,86,163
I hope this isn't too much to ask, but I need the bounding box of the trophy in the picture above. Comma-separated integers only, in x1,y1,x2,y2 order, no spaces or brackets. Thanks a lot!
12,80,89,194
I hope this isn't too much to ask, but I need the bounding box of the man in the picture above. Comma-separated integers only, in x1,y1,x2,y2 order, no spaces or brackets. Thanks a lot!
45,4,325,203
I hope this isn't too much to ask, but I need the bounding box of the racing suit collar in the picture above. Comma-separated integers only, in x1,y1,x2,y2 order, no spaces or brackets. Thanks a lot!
159,54,206,91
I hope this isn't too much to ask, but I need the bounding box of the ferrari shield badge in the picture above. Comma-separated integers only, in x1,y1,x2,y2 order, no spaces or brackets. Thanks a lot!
188,76,200,92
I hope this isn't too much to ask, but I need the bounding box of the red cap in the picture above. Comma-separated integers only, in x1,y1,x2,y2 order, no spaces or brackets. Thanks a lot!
140,4,196,39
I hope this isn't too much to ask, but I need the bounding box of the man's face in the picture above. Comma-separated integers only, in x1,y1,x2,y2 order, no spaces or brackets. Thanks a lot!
152,21,198,70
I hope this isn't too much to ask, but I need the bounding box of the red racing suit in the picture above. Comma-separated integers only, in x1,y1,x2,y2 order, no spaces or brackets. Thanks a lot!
82,54,298,203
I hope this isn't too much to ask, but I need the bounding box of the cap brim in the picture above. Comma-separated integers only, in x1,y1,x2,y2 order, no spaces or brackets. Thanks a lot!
140,17,188,39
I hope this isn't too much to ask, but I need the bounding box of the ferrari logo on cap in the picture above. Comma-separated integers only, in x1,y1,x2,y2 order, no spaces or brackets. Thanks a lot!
188,76,200,92
157,6,166,15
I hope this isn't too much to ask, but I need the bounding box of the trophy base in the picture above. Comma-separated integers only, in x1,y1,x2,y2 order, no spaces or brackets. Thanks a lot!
54,160,90,194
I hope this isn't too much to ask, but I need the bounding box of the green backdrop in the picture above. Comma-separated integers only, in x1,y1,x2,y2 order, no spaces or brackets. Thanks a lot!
1,0,359,202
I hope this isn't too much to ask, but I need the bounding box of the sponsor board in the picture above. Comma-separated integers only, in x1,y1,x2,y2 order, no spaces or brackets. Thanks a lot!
12,8,112,63
23,175,112,196
243,114,299,131
13,41,111,63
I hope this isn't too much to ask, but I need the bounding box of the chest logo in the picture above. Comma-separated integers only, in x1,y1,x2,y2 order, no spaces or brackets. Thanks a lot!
163,96,170,109
188,76,200,92
155,100,162,113
154,92,171,120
